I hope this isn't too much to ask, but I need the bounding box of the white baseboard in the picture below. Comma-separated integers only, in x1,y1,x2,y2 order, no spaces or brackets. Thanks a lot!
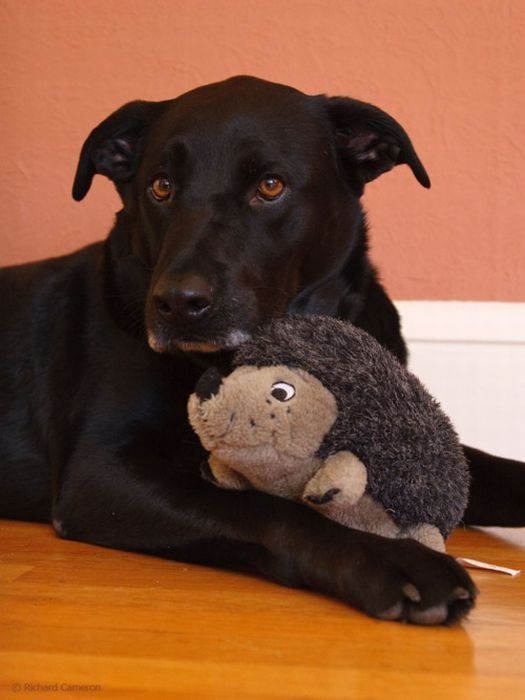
395,302,525,461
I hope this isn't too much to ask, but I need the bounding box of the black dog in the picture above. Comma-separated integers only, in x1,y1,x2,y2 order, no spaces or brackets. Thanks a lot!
1,76,524,624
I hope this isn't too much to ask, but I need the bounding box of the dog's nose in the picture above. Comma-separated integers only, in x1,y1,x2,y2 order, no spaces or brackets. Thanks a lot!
153,274,213,321
195,367,223,401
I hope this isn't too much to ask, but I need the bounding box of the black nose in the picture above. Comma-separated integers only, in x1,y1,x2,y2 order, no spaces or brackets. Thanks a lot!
153,274,213,322
195,367,223,401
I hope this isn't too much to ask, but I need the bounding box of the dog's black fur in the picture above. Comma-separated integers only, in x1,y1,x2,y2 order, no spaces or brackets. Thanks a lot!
2,76,524,624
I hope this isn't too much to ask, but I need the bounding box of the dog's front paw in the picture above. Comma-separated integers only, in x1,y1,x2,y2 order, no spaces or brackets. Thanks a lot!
350,536,477,624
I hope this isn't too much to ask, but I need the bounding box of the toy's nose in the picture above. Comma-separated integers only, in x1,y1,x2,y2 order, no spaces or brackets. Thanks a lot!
195,367,223,401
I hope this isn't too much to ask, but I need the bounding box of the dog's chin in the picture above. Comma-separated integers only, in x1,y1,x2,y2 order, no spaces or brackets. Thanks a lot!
172,340,228,354
147,329,251,355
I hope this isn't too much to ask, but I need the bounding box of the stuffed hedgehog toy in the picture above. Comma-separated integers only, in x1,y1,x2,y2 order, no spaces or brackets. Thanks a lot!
188,316,470,552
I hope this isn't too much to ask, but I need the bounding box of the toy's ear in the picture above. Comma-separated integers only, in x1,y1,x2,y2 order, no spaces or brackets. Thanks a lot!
195,367,223,402
322,95,430,194
72,99,170,201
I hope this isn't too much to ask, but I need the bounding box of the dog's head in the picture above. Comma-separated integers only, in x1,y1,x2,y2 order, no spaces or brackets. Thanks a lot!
73,76,429,354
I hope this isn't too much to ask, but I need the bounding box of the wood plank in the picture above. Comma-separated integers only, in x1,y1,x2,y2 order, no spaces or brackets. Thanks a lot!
1,519,524,699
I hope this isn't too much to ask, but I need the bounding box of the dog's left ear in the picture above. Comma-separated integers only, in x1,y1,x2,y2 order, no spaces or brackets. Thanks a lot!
323,96,430,193
72,99,170,201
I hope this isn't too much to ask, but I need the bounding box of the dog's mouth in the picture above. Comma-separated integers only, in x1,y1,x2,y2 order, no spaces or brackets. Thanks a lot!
171,339,224,354
200,412,237,449
147,329,251,354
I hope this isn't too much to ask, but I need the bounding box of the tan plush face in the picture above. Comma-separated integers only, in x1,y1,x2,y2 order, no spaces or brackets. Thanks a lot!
188,365,338,459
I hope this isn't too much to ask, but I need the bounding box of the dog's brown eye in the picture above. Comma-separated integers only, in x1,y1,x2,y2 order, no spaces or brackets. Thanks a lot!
150,176,172,201
257,176,285,201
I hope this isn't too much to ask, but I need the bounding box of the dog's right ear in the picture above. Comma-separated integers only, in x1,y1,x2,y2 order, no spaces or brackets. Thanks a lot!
321,96,430,194
72,100,169,201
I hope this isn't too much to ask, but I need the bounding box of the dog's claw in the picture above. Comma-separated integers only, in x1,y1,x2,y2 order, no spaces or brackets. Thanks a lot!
402,582,422,602
377,601,404,621
451,586,472,600
408,603,448,625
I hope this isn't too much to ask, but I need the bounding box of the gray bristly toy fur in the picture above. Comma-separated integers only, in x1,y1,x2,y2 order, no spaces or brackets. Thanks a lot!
233,315,470,539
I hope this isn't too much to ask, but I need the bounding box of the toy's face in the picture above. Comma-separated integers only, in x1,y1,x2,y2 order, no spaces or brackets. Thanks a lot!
188,365,337,459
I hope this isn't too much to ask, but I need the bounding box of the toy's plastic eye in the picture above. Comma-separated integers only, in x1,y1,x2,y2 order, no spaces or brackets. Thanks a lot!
271,381,295,402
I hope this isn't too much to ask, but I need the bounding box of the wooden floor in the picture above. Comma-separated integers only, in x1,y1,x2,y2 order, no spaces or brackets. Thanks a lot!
1,520,524,699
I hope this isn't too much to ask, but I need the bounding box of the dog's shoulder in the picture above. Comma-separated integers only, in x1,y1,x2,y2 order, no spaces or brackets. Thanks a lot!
0,242,104,296
0,242,105,361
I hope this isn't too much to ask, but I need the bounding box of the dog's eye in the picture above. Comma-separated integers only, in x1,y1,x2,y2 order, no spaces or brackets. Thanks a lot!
150,176,172,202
271,381,295,402
257,176,285,201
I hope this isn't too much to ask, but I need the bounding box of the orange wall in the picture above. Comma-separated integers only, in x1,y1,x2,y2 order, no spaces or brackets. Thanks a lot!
1,0,523,300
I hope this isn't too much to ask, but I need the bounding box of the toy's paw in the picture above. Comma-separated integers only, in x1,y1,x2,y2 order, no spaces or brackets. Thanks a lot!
351,536,477,625
303,452,367,509
403,523,446,553
200,461,218,484
304,488,341,505
203,455,252,490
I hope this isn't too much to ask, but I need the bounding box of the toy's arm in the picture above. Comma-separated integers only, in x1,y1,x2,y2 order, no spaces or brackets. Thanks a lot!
204,454,252,491
302,451,367,506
